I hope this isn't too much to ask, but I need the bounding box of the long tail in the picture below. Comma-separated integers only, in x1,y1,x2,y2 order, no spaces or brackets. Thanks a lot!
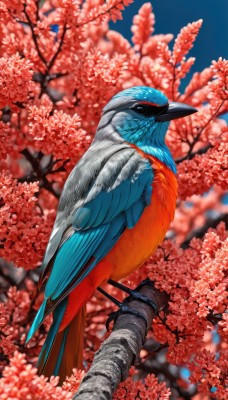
26,260,110,382
37,302,86,384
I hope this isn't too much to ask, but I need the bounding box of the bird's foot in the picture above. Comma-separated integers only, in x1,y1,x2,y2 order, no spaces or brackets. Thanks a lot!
98,278,158,331
106,302,148,331
97,286,148,331
108,278,157,314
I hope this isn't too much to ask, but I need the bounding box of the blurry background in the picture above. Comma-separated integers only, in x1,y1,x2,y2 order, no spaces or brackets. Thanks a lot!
110,0,228,78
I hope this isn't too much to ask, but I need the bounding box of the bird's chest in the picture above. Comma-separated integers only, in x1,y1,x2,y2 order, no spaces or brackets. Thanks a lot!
109,157,178,280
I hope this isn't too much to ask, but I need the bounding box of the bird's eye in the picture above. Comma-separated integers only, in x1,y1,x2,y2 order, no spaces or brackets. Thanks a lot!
131,103,168,118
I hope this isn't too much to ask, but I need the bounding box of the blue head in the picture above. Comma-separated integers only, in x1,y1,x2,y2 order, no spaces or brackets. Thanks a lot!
97,86,197,173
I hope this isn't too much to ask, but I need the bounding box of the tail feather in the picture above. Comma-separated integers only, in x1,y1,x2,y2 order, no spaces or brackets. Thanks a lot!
37,298,68,373
26,299,48,343
37,303,86,384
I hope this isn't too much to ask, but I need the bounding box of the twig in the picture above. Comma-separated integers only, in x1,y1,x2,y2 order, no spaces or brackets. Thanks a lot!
76,0,126,28
196,100,226,137
20,149,61,198
175,99,226,164
23,4,48,67
47,24,68,72
73,283,168,400
175,143,212,164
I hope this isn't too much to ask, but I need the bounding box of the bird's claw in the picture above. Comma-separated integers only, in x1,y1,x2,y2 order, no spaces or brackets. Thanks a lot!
104,278,158,331
123,290,157,314
106,303,148,331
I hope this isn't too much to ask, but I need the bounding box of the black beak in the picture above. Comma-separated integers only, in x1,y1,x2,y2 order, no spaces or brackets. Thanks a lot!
155,102,198,122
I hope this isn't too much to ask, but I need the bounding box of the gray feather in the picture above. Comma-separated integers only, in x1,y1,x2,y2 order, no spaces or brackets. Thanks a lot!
40,125,149,275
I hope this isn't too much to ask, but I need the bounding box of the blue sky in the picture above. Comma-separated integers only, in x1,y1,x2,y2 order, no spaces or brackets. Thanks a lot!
110,0,228,74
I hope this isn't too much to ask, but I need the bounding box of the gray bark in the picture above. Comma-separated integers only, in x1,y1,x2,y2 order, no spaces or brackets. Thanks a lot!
73,282,168,400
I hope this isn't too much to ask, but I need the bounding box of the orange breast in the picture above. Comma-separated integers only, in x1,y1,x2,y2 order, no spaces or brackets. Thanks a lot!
106,156,178,280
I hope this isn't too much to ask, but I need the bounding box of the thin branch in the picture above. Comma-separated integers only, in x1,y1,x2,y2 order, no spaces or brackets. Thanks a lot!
196,99,226,137
175,143,212,164
20,149,61,198
46,159,69,174
76,2,123,28
74,283,168,400
23,4,48,67
47,24,68,72
175,99,226,164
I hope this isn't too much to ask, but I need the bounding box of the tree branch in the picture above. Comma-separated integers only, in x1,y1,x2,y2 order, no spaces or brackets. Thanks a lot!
23,4,48,68
175,99,226,164
47,24,68,72
20,149,61,198
175,143,212,164
74,283,168,400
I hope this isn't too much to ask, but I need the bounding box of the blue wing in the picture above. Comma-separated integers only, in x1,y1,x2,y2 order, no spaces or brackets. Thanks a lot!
31,142,153,334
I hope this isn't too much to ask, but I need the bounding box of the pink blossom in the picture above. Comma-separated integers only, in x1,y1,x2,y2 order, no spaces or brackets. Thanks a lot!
131,3,155,50
172,20,203,65
62,368,85,392
0,172,55,268
177,127,228,199
114,367,171,399
0,121,11,160
28,95,89,164
0,53,34,109
0,352,72,399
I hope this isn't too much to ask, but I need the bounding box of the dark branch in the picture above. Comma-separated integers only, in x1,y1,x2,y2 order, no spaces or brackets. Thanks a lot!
47,24,68,72
175,143,212,164
1,106,11,123
23,5,48,67
197,99,226,137
206,310,223,325
20,149,62,198
175,99,226,164
74,283,168,400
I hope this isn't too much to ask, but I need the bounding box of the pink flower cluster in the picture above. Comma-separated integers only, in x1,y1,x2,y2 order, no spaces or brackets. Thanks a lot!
191,227,228,317
0,280,50,372
0,121,11,160
0,352,72,400
172,20,203,66
0,172,55,268
0,53,34,110
189,349,228,399
62,368,85,392
208,58,228,107
70,50,128,130
114,367,171,399
177,127,228,199
28,95,89,164
131,2,155,50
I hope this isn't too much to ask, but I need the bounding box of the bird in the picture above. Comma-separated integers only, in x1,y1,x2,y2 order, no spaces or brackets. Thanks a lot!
26,86,197,382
